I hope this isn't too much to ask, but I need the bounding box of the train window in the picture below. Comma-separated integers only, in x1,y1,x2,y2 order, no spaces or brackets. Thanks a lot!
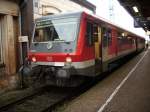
86,22,99,46
34,18,79,42
102,27,112,47
108,30,112,46
117,32,136,46
86,22,93,46
140,39,144,43
93,24,99,42
102,28,107,47
117,32,124,45
127,37,135,45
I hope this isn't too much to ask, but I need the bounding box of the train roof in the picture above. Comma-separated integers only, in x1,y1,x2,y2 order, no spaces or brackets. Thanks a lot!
35,11,145,40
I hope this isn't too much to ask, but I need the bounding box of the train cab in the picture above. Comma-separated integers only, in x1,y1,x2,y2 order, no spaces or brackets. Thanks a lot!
27,12,100,86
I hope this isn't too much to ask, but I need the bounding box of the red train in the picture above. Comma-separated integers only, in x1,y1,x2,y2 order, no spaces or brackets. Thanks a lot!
24,11,145,86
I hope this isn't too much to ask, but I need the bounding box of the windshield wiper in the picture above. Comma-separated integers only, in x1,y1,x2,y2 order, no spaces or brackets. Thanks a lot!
54,39,71,44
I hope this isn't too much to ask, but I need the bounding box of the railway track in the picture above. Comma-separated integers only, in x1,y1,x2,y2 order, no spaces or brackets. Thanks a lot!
0,86,75,112
0,75,117,112
0,74,110,112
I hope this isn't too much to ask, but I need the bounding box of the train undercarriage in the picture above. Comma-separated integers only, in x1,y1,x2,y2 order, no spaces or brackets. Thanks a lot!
22,65,87,87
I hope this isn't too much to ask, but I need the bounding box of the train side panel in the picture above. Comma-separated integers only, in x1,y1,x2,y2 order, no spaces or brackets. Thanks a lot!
101,28,137,71
117,35,136,58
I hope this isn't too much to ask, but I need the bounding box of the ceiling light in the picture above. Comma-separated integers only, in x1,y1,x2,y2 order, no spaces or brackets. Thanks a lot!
133,6,139,13
146,30,150,36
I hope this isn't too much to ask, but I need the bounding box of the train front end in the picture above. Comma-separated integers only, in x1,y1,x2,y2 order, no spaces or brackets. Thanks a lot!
27,12,85,86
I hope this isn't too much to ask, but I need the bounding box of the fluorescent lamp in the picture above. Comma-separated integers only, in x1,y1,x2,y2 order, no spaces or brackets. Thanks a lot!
146,30,150,35
133,6,139,13
122,32,127,37
122,33,125,37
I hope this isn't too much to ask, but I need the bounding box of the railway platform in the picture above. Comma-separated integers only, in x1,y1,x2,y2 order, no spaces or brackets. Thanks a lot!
55,49,150,112
99,48,150,112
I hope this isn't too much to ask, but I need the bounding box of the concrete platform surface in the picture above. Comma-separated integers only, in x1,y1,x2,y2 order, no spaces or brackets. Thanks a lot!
54,49,150,112
101,49,150,112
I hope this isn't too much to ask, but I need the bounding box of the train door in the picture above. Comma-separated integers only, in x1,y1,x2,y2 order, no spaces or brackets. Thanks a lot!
94,25,102,73
101,27,111,72
95,26,102,60
101,28,117,72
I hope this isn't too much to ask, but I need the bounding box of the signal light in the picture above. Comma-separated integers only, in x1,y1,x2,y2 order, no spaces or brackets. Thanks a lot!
66,57,72,63
32,57,36,62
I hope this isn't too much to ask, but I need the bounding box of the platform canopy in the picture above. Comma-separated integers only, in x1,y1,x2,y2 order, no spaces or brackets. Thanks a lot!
118,0,150,32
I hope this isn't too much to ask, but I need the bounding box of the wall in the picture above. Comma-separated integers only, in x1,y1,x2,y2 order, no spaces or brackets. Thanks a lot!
34,0,94,19
0,1,19,75
0,1,19,16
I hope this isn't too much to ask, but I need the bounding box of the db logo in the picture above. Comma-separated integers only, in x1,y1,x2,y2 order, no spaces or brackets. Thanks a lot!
47,56,53,61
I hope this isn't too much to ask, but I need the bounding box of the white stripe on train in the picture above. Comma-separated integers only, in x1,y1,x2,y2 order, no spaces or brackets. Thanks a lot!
31,59,95,69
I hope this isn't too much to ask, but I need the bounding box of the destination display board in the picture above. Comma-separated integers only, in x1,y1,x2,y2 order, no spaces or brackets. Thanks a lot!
36,20,52,28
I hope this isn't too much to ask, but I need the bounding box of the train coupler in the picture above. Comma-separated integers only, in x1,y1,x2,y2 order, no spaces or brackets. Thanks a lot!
56,66,73,78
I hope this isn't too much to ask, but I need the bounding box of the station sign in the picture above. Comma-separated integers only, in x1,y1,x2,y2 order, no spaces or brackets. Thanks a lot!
19,36,29,42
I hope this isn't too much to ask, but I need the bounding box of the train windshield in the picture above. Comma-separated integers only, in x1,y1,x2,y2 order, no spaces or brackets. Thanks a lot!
33,18,79,42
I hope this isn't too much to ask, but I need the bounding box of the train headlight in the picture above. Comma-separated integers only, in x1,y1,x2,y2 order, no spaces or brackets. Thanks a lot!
32,57,36,62
66,57,72,63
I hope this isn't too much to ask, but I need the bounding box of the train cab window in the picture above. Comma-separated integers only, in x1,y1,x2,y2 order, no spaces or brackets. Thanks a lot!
102,27,112,47
34,18,79,43
86,22,98,46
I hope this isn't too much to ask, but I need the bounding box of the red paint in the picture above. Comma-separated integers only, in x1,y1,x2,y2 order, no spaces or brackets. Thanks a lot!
108,29,118,55
76,13,95,61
